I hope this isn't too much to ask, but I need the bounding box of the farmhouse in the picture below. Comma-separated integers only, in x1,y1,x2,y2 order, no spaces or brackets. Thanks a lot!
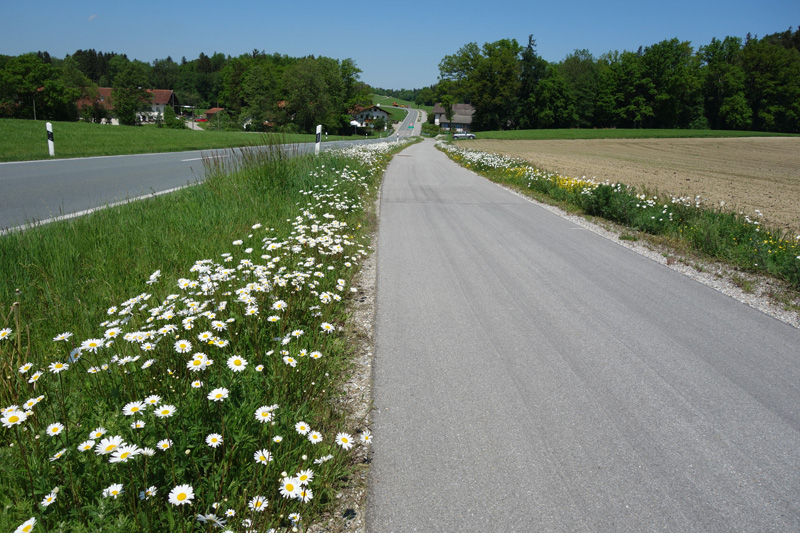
77,88,180,124
432,103,475,133
350,104,391,128
204,107,225,120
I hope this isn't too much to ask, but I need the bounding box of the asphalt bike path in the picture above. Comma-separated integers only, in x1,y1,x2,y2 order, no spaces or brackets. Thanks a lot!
367,139,800,532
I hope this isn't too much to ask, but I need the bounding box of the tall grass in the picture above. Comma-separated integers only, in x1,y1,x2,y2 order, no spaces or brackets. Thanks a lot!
0,137,408,531
440,144,800,288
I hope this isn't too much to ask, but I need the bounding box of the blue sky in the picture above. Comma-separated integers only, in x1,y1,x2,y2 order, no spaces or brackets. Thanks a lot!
3,0,798,90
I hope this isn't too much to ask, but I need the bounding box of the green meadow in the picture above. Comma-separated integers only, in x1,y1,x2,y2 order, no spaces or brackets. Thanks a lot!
0,119,363,162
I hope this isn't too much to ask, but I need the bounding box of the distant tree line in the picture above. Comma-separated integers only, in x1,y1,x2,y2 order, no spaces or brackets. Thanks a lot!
0,49,372,133
419,27,799,133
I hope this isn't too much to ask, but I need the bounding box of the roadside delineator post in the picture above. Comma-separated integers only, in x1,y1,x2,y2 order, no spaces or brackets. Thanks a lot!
315,124,321,156
46,122,55,157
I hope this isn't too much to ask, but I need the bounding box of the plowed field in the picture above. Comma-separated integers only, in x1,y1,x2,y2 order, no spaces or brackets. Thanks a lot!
471,137,800,235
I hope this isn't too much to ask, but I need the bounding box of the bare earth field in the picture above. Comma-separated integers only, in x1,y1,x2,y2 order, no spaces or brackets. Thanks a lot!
472,137,800,236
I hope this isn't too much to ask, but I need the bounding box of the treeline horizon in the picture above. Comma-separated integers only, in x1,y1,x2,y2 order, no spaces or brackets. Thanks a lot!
0,48,372,134
377,27,800,134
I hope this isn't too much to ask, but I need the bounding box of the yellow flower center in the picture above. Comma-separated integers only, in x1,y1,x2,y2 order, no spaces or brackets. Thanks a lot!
286,484,294,491
9,415,19,423
120,452,130,459
177,493,187,501
106,445,116,452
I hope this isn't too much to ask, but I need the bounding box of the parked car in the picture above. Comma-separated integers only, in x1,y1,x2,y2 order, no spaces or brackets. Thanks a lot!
453,132,476,140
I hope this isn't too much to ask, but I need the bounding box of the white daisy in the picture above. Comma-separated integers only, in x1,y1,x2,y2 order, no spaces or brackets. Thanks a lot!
335,432,354,450
226,355,248,372
167,484,194,506
248,495,268,512
205,433,223,448
103,483,124,499
253,448,272,464
279,477,301,499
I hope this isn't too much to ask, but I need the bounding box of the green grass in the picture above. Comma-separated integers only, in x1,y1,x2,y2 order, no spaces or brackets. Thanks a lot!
472,128,798,140
371,94,434,117
369,96,409,124
371,94,414,108
0,119,363,162
0,139,409,531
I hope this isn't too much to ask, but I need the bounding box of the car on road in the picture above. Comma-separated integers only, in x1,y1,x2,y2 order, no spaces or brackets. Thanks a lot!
452,132,475,140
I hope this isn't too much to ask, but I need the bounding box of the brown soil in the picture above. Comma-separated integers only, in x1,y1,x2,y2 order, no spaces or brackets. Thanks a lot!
472,137,800,236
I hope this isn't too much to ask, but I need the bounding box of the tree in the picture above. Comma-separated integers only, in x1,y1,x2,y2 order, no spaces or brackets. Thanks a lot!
151,57,179,89
110,59,151,125
112,87,148,125
161,105,184,128
0,53,55,118
608,50,655,128
700,36,750,129
416,86,436,106
559,49,600,128
517,35,549,128
470,38,522,130
742,36,800,132
372,116,387,132
40,80,80,121
530,65,577,128
640,38,703,128
440,94,455,133
438,42,482,102
283,56,349,133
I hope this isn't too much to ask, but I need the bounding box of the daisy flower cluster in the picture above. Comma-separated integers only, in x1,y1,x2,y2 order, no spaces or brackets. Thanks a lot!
0,141,405,532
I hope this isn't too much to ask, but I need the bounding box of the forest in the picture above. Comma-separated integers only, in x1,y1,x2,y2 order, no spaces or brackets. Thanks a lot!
0,49,371,133
424,27,800,133
2,26,799,134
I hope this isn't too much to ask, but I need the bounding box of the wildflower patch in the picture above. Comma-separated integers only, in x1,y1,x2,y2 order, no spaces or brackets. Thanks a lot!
1,140,409,532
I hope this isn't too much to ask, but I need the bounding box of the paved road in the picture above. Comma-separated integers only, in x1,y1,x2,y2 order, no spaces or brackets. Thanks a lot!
368,139,800,532
0,110,419,231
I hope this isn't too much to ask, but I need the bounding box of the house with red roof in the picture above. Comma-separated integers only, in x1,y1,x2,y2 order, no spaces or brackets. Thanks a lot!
77,88,180,124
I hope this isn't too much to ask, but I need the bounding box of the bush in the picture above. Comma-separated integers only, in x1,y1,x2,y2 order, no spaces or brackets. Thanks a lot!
421,123,440,137
162,106,185,129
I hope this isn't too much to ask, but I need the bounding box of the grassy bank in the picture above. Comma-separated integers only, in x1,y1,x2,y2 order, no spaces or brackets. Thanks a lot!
439,143,800,290
0,138,409,531
468,128,797,141
0,119,362,162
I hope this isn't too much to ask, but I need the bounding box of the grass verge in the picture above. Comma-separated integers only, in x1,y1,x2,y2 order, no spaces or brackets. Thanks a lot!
0,137,411,532
438,143,800,291
0,119,363,162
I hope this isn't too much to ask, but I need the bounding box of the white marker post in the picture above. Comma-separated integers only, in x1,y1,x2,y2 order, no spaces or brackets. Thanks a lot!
46,122,55,157
315,124,322,156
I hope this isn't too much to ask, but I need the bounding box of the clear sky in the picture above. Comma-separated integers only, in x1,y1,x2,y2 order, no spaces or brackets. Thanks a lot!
2,0,798,90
